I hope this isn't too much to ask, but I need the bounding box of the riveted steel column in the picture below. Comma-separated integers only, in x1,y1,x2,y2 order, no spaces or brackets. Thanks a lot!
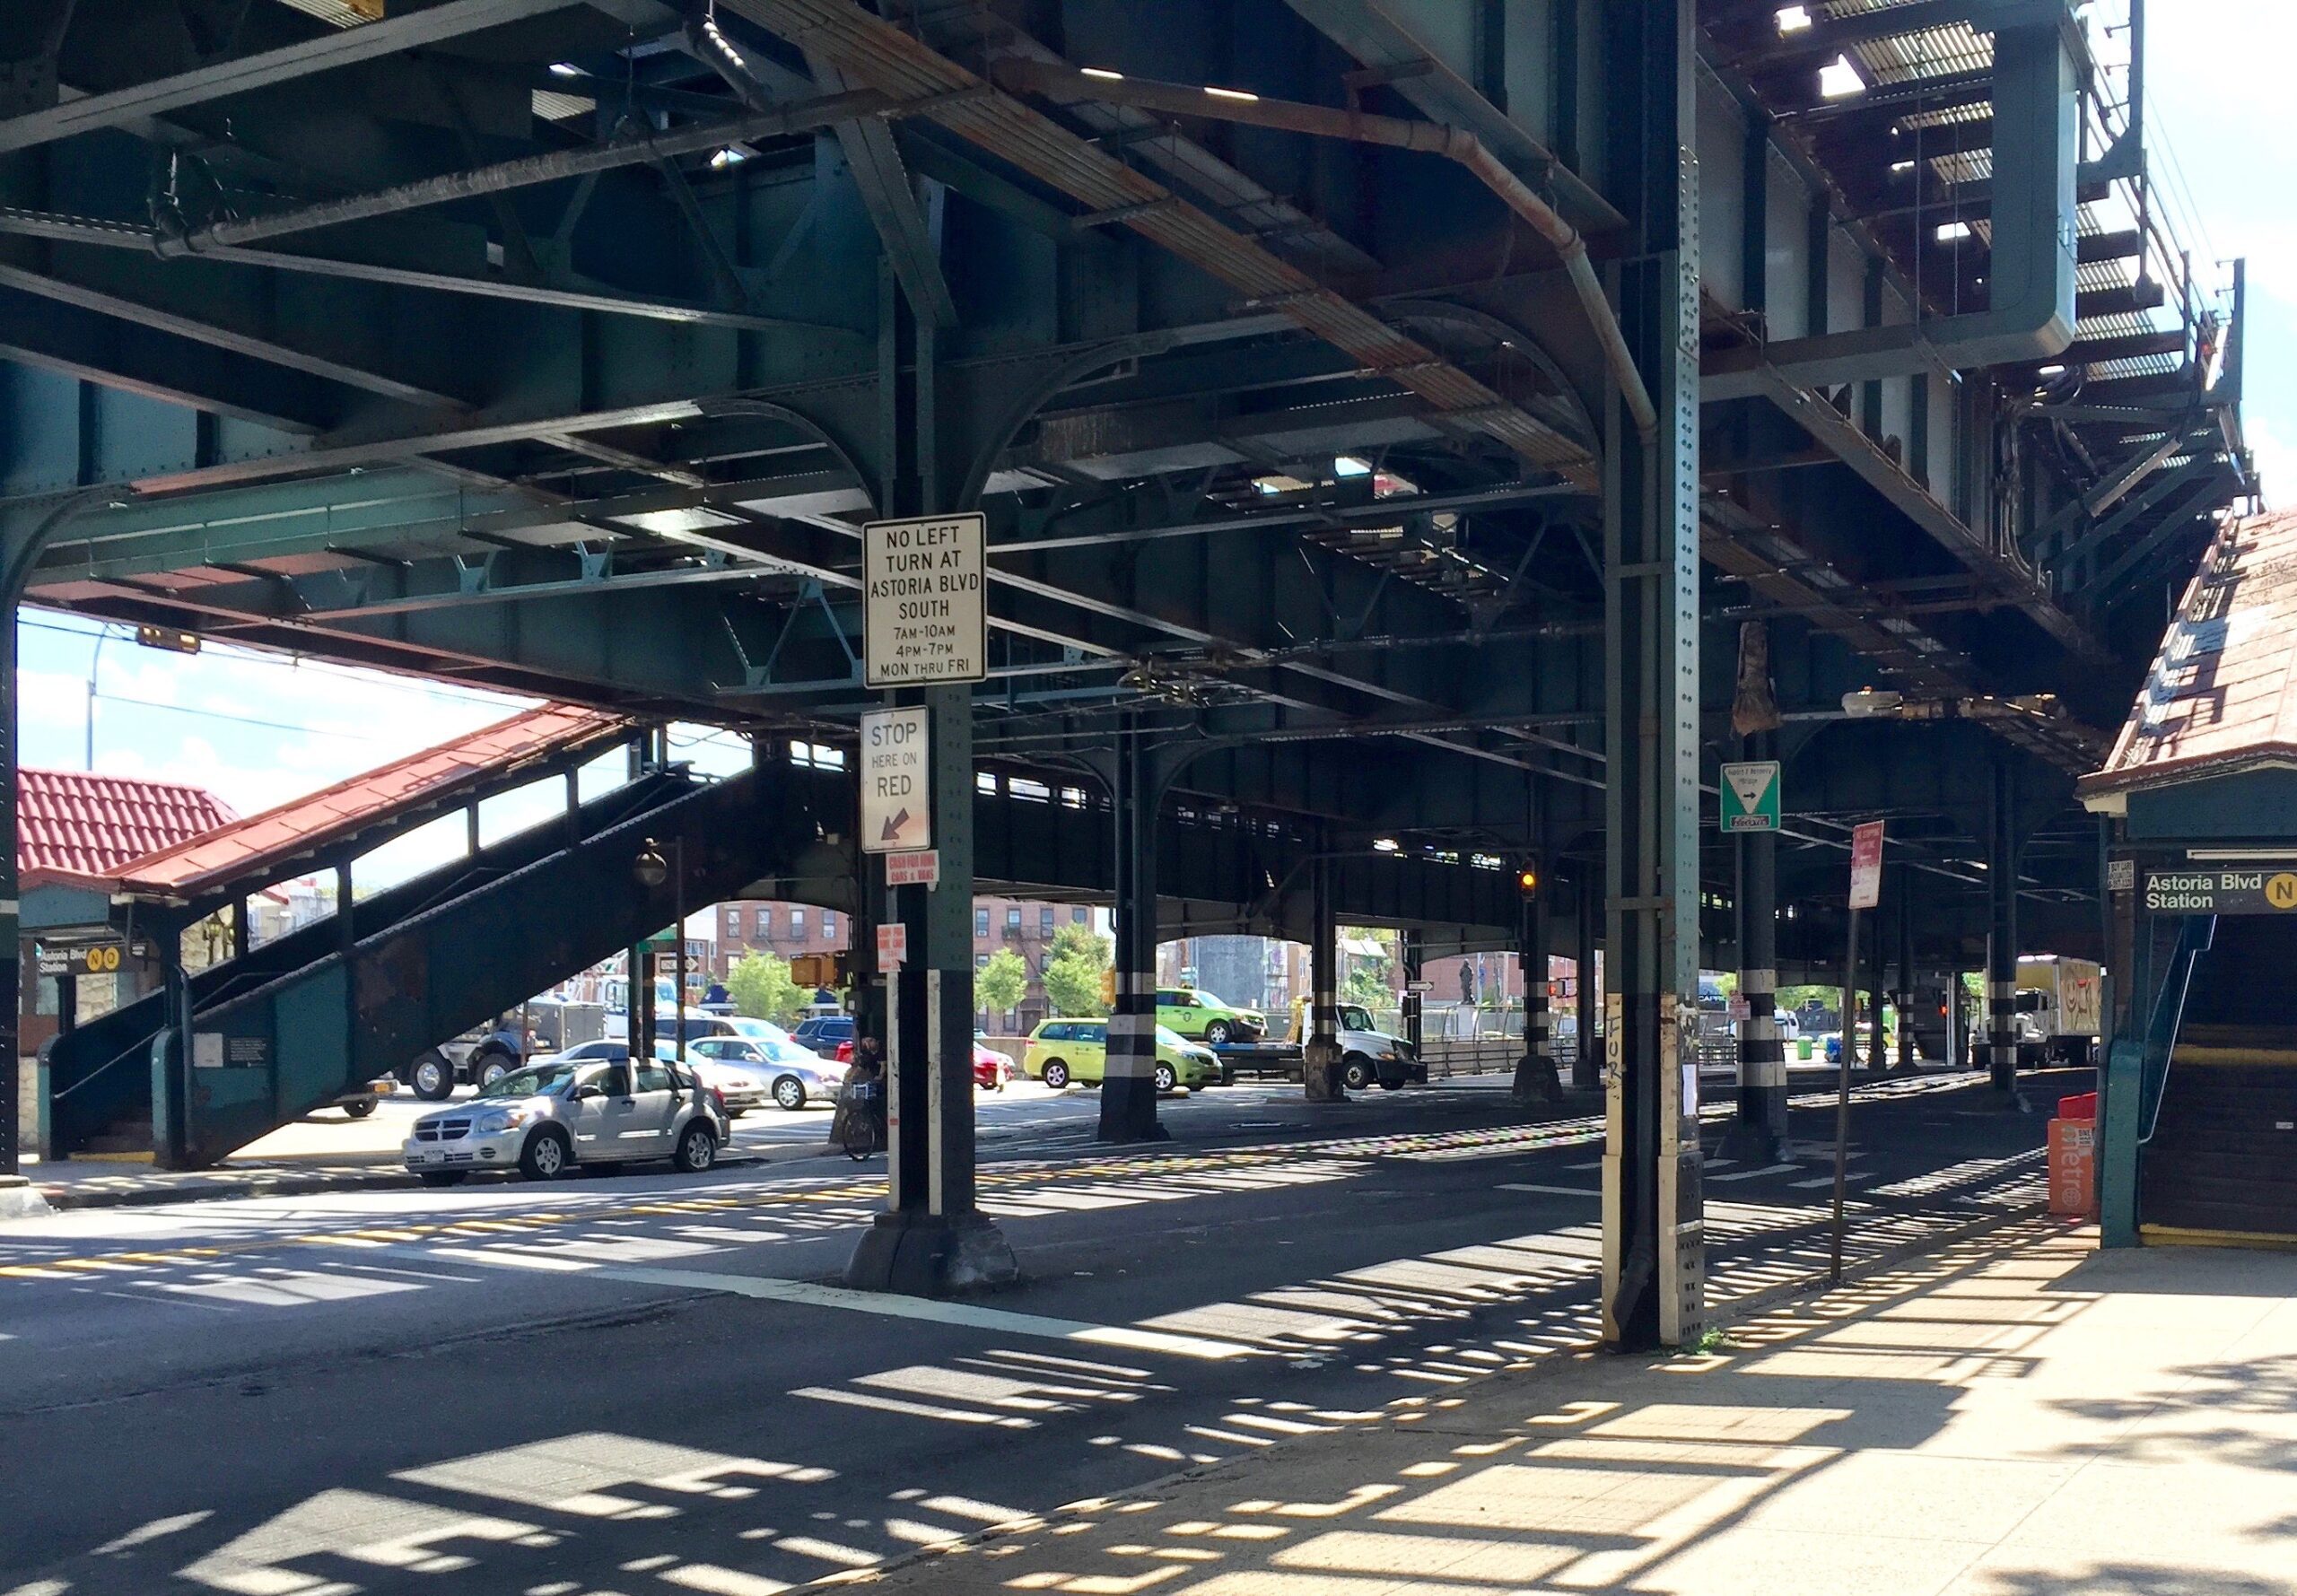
1988,754,2021,1096
1304,841,1344,1102
1099,718,1167,1143
1601,0,1704,1351
1895,866,1917,1071
1725,730,1784,1160
845,281,1014,1294
1401,929,1425,1060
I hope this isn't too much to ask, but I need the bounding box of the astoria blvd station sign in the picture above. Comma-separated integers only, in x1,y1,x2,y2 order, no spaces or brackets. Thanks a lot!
2145,868,2297,914
864,512,987,687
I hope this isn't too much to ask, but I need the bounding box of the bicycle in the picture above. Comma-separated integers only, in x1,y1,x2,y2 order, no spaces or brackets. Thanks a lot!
840,1078,884,1162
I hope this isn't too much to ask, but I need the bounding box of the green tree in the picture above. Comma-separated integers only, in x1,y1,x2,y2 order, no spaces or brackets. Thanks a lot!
726,951,806,1025
1339,926,1395,1008
976,946,1028,1016
1041,922,1113,1017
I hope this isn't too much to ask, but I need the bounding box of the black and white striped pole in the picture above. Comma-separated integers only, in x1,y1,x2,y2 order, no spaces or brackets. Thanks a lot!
1988,753,2022,1099
1099,717,1169,1142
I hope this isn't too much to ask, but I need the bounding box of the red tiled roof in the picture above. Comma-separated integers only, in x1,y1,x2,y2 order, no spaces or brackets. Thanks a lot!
21,769,239,889
101,703,631,901
2081,508,2297,801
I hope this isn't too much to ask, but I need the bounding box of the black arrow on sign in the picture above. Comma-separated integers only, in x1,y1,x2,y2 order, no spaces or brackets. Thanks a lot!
881,808,910,842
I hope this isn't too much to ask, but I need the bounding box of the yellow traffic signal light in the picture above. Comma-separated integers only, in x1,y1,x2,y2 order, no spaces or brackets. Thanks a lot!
1517,865,1540,895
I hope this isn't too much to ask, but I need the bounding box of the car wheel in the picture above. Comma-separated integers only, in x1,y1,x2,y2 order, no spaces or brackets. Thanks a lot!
520,1126,571,1181
1043,1060,1070,1090
410,1051,454,1101
673,1121,718,1173
343,1097,378,1120
773,1075,808,1112
1341,1055,1375,1091
1153,1061,1177,1093
476,1053,512,1088
1204,1020,1233,1046
417,1170,466,1187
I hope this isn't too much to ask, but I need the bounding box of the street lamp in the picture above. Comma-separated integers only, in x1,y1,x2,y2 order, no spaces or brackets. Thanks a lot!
633,837,686,1061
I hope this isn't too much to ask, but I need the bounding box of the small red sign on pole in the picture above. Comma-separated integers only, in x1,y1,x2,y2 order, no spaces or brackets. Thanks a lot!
876,923,908,972
1849,820,1885,910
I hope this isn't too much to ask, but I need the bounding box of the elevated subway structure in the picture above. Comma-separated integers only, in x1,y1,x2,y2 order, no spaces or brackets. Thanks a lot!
0,0,2247,1339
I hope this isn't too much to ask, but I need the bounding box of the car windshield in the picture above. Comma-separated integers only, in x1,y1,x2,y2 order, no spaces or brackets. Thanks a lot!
758,1039,820,1065
1339,1005,1376,1032
1155,1026,1192,1049
476,1063,576,1100
728,1016,795,1044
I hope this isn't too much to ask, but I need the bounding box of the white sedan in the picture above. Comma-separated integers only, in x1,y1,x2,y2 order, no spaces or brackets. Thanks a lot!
687,1034,843,1112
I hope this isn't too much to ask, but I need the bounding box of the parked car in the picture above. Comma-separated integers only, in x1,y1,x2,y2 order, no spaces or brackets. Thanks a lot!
402,1058,728,1183
974,1040,1017,1090
689,1034,842,1112
1156,987,1266,1045
792,1015,855,1059
1022,1020,1221,1092
832,1034,1016,1092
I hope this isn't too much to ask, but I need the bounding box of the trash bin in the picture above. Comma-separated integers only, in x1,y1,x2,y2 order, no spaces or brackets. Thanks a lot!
1797,1036,1813,1060
2048,1094,2098,1219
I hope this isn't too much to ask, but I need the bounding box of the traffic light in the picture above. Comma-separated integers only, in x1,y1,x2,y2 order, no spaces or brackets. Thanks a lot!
1517,863,1540,896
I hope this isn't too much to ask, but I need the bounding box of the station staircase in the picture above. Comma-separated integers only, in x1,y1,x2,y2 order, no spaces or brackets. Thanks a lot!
42,766,791,1168
2137,915,2297,1240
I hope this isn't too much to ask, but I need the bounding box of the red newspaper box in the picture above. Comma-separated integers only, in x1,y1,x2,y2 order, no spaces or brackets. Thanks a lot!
2048,1096,2098,1219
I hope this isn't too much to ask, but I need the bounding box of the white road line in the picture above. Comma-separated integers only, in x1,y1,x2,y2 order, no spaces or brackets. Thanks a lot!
1708,1164,1800,1183
593,1263,1254,1360
1789,1176,1845,1190
1495,1183,1601,1199
1563,1159,1602,1171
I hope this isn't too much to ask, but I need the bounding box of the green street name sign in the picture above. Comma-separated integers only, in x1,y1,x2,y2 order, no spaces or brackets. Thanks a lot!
1720,761,1782,833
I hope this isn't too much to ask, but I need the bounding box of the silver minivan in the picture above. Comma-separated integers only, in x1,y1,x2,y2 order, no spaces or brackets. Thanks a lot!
403,1058,728,1184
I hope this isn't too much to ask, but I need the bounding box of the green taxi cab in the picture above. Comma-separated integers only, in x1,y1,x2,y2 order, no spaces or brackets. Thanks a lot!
1022,1019,1223,1092
1154,986,1266,1045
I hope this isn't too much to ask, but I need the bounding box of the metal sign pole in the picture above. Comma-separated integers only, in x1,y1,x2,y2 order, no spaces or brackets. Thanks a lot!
1831,905,1858,1284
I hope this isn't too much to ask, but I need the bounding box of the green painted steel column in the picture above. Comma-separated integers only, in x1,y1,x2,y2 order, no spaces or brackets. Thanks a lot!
1600,0,1705,1352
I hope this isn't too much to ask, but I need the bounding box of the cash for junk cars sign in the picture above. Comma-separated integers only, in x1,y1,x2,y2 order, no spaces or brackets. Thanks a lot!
864,513,987,687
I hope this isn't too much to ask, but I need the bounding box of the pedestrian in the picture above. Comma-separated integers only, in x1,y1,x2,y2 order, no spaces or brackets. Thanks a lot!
829,1034,886,1151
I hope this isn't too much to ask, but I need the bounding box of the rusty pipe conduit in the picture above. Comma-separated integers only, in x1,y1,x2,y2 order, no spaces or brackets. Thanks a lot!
991,60,1658,442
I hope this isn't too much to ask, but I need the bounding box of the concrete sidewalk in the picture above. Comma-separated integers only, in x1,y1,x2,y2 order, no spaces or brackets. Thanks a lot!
868,1224,2297,1595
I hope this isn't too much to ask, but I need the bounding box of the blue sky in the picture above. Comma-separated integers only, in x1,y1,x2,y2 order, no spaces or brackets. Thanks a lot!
10,10,2279,888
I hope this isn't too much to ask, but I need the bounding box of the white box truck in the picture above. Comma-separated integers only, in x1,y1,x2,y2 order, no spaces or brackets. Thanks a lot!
2013,955,2104,1068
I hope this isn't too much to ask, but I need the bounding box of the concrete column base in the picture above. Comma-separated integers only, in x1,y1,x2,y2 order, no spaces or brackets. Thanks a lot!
1302,1036,1346,1103
1511,1053,1562,1103
1094,1076,1170,1143
1714,1116,1783,1166
0,1174,52,1220
843,1209,1020,1296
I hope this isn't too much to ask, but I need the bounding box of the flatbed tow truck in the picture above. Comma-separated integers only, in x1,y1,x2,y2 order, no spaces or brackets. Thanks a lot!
1211,1000,1429,1091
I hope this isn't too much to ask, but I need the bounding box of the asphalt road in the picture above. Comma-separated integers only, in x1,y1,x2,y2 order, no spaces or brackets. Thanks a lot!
0,1068,2070,1596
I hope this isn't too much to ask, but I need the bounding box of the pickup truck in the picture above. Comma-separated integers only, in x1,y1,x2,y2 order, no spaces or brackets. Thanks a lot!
403,1017,529,1101
1211,1001,1428,1090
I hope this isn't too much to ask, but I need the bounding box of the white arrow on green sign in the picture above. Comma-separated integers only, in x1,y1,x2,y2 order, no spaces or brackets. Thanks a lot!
1720,760,1782,833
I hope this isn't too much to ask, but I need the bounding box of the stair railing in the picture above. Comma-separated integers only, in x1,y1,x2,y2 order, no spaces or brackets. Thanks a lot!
2138,913,2216,1145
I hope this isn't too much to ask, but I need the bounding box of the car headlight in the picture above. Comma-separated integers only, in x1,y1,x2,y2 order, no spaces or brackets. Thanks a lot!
474,1106,536,1135
1378,1051,1398,1060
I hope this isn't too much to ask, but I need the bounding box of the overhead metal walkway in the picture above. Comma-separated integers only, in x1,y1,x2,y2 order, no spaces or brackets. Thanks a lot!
43,756,791,1168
